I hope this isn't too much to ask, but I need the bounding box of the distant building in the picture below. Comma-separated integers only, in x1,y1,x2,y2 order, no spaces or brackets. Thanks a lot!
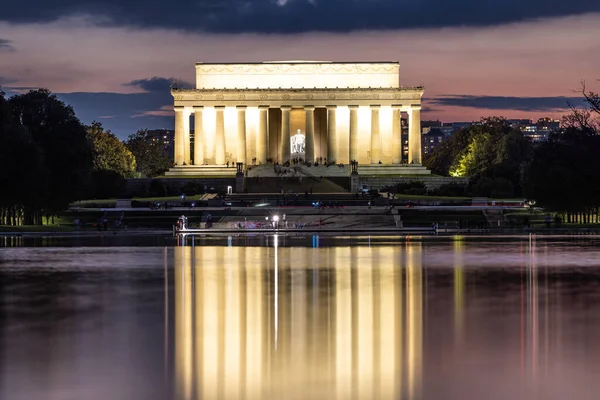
536,117,560,132
422,121,453,137
147,129,175,160
147,129,197,161
437,125,455,136
451,122,476,132
512,117,560,143
422,128,446,154
522,130,550,142
508,119,533,129
421,120,443,128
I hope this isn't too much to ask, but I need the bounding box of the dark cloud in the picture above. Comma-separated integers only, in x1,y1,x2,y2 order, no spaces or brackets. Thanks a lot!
1,76,176,138
429,95,586,112
125,77,193,93
0,39,15,51
1,0,599,33
54,90,173,139
421,106,444,114
0,76,18,87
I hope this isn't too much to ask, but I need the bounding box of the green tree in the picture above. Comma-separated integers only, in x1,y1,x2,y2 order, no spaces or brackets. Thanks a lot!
424,117,533,197
87,121,136,177
423,127,473,176
125,129,172,177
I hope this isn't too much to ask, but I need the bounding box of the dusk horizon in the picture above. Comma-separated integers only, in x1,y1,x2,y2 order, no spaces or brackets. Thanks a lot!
1,1,599,138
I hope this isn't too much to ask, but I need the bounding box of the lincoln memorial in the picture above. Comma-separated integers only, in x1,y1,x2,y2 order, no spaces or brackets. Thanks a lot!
168,61,428,177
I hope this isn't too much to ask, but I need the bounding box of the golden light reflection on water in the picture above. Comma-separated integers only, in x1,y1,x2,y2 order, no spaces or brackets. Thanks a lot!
173,238,423,400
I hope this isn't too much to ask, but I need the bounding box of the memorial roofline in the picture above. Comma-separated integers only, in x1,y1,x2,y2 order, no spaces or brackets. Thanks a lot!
195,61,399,65
172,86,423,92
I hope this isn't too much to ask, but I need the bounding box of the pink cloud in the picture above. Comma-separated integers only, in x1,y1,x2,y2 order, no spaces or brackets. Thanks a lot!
0,13,598,123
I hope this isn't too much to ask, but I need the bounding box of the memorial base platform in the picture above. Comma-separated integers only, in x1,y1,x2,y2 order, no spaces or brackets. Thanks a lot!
165,165,238,177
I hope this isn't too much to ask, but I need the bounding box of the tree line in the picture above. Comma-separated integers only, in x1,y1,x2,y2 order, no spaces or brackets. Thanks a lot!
1,83,598,226
423,81,600,222
0,88,171,226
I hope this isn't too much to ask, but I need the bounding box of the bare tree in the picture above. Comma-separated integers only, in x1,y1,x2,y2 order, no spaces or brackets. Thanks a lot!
581,80,600,115
564,80,600,133
562,103,600,132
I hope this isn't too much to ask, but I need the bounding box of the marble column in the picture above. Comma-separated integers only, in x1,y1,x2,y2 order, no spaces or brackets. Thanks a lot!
215,106,225,165
257,105,268,164
237,106,247,165
408,106,422,165
174,106,185,166
370,105,381,164
183,109,191,165
326,105,337,163
349,105,359,163
193,106,204,165
280,106,291,163
392,106,402,164
305,106,315,163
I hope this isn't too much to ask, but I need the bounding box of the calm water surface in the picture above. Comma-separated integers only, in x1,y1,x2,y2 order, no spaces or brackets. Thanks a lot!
2,235,600,400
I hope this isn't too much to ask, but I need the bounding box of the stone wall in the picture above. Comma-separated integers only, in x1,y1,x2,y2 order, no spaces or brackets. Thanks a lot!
125,178,236,197
358,176,469,190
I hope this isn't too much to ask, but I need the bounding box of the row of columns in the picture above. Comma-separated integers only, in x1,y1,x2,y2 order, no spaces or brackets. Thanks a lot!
174,105,421,166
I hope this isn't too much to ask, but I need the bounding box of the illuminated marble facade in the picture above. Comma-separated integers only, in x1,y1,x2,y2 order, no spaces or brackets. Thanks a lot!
170,62,424,167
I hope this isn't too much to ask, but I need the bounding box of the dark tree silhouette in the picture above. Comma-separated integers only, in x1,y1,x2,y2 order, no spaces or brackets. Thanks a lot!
1,89,93,225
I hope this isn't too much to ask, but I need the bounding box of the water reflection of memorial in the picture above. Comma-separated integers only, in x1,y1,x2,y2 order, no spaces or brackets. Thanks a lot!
172,239,424,400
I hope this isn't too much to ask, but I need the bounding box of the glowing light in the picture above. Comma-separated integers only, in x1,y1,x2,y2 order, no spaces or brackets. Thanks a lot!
224,107,237,160
246,107,259,161
380,106,393,163
358,106,371,163
202,107,216,160
336,106,350,164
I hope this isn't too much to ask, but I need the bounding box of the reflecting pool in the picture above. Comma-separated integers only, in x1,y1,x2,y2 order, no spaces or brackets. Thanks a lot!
2,235,600,400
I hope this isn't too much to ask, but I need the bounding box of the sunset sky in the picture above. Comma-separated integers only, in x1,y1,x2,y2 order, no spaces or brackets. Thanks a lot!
1,0,599,139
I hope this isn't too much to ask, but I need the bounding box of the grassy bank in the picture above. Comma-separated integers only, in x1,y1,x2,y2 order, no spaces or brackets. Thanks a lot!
0,225,75,233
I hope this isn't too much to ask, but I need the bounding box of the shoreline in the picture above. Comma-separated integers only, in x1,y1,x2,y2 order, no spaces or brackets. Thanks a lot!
2,227,600,238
